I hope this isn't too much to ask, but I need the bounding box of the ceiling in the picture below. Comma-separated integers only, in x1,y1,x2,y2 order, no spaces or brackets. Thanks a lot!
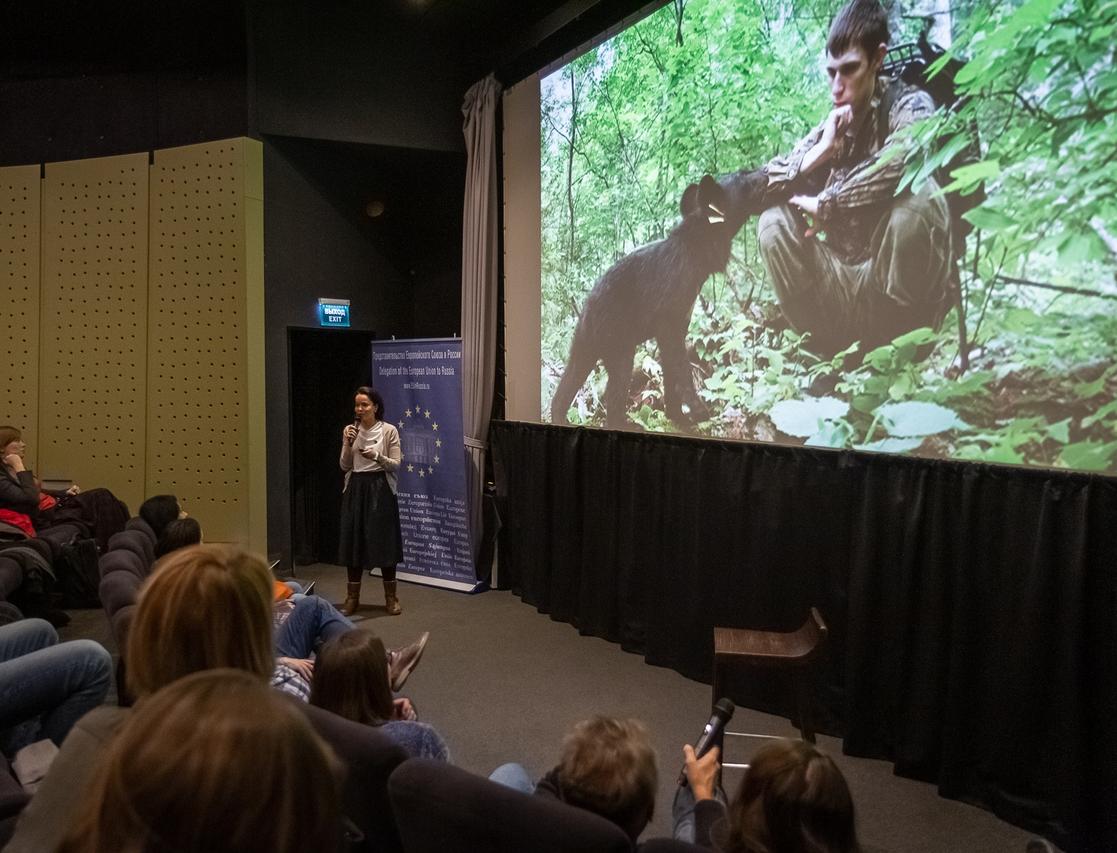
0,0,659,84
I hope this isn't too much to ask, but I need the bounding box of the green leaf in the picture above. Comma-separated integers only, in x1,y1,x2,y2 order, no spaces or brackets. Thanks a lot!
962,206,1017,233
888,374,914,400
769,396,849,438
1073,366,1115,399
851,394,882,414
1057,231,1108,264
1046,418,1071,444
1082,399,1117,430
806,419,854,448
854,436,925,453
1059,440,1117,471
941,160,1000,193
891,327,938,348
878,401,969,437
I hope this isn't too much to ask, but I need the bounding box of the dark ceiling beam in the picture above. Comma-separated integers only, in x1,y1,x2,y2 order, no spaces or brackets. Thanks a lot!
494,0,664,86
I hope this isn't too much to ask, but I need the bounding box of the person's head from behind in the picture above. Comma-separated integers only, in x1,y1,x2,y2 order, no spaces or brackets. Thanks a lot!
556,716,657,841
722,739,860,853
154,516,203,558
126,544,273,698
139,494,183,539
59,669,343,853
825,0,889,115
310,630,394,726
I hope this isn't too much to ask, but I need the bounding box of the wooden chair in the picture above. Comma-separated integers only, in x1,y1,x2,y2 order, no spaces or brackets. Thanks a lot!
713,607,828,768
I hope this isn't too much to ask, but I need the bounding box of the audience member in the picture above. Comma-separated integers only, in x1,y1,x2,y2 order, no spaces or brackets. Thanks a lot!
137,493,185,541
490,715,657,842
153,515,202,558
310,630,448,761
147,514,429,696
57,669,344,853
0,618,111,753
5,545,280,852
0,427,128,549
677,738,861,853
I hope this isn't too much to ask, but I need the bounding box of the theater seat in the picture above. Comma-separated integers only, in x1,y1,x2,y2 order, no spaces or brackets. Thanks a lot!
388,758,632,853
107,530,154,572
124,516,157,546
98,548,149,704
298,702,409,853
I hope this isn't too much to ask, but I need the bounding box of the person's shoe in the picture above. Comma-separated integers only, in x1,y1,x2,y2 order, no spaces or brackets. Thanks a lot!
388,631,430,692
383,579,402,616
338,582,362,617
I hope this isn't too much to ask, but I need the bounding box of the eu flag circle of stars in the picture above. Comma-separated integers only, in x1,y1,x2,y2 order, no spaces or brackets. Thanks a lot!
398,400,442,479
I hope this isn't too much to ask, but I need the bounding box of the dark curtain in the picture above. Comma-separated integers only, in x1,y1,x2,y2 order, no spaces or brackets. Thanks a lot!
490,421,1117,853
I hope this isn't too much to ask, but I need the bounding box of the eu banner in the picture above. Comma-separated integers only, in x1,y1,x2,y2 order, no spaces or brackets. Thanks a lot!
370,338,480,591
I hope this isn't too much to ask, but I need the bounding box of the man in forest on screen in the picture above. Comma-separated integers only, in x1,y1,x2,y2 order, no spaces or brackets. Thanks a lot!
757,0,953,356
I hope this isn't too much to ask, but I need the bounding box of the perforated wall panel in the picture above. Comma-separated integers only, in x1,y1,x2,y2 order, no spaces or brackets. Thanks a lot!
147,139,264,546
0,166,42,470
40,154,149,508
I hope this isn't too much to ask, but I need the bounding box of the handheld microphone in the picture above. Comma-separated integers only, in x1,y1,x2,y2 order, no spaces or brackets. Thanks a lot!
677,698,734,786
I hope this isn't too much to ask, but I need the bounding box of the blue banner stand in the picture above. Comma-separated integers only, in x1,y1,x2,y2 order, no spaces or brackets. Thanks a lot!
369,338,482,593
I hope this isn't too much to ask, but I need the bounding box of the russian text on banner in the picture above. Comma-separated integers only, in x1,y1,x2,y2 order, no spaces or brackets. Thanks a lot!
370,338,480,591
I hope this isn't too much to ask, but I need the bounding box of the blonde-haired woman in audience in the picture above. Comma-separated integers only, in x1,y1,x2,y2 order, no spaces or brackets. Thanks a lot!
679,737,861,853
57,668,344,853
6,545,278,853
310,630,448,762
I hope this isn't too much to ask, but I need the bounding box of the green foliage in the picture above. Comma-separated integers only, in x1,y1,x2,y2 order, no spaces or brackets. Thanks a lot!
541,0,1117,472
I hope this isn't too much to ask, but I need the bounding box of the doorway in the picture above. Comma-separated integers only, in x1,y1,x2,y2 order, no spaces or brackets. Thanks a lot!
288,327,375,565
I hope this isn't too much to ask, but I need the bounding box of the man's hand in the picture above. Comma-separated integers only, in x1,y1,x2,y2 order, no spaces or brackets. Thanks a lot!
3,454,25,473
800,104,853,176
821,104,854,150
683,744,721,801
66,484,81,495
789,194,821,237
277,657,314,681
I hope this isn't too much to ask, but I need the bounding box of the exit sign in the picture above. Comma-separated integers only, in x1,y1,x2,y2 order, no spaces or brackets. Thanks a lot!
318,299,351,327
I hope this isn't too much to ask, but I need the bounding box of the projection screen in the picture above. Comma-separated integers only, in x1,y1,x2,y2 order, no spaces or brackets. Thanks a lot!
503,0,1117,474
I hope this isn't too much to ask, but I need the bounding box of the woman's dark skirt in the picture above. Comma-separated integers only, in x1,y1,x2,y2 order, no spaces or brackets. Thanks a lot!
339,471,403,569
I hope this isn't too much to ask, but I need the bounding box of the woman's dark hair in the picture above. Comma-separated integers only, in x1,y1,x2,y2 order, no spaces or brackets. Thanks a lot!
721,739,860,853
310,630,394,726
355,386,386,421
139,494,181,540
155,517,203,558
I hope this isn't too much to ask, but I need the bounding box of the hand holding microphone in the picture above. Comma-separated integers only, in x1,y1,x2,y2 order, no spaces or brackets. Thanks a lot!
345,416,360,445
677,697,734,791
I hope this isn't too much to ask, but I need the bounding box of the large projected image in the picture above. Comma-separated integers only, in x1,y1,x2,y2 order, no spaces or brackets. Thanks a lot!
539,0,1117,472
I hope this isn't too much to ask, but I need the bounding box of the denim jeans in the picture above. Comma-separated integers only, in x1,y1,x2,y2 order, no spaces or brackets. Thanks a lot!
274,596,354,659
489,762,535,794
672,781,728,843
0,619,112,752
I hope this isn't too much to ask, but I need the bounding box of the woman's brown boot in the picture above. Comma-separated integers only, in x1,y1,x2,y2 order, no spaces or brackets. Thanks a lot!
339,581,362,617
383,579,402,615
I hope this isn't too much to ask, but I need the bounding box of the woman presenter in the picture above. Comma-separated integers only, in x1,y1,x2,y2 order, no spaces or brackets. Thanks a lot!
338,386,404,615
